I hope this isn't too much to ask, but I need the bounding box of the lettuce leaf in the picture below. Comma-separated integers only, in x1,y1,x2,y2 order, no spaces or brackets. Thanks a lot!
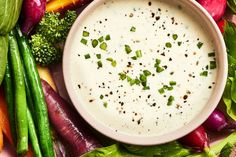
219,143,233,157
228,0,236,13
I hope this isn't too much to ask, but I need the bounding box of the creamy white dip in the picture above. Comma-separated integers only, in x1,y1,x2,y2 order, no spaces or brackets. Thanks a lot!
69,0,217,136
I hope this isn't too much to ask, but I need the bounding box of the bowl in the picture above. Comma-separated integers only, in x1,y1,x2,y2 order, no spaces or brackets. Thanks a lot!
63,0,227,145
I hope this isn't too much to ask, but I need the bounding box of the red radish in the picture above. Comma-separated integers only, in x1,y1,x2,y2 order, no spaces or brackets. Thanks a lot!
41,79,102,156
197,0,227,21
179,126,209,152
203,109,236,132
217,19,226,34
21,0,46,35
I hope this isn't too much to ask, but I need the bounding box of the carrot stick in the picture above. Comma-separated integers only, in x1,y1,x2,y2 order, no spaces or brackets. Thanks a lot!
46,0,91,13
0,87,13,145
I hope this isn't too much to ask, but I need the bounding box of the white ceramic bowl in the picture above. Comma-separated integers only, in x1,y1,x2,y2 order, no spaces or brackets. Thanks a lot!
63,0,227,145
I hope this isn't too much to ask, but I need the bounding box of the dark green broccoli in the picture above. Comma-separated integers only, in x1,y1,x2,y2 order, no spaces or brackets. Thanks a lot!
30,10,77,66
30,34,61,66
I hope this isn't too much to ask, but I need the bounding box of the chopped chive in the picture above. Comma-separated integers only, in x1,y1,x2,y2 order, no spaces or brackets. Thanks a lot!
155,59,161,65
125,45,132,54
96,54,101,59
165,42,172,48
97,61,103,68
172,34,178,40
129,79,136,86
111,60,117,67
84,54,91,59
139,74,147,82
98,36,104,42
177,42,182,46
92,39,99,48
130,26,136,32
131,56,137,60
197,42,204,49
158,88,165,94
141,81,147,87
135,78,140,85
100,42,107,51
136,50,142,58
127,76,132,82
167,96,175,106
208,52,215,57
143,86,150,90
169,81,177,86
100,95,104,99
119,73,127,80
200,71,208,77
163,85,169,90
103,102,108,108
143,70,151,76
83,31,90,37
156,66,164,73
106,58,113,62
210,61,217,69
80,38,88,45
105,35,111,41
167,86,173,91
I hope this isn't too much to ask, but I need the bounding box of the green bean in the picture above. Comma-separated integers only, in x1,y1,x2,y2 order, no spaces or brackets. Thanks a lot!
9,29,28,156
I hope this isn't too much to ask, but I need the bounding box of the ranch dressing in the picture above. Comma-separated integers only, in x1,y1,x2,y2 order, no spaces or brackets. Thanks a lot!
69,0,217,136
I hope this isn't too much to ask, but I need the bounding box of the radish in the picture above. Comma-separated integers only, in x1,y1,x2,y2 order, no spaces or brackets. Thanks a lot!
217,19,226,34
41,79,102,156
197,0,227,21
203,109,236,132
179,126,209,152
21,0,46,35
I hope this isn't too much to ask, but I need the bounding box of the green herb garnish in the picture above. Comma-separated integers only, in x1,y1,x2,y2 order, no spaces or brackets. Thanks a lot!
177,42,182,46
197,42,204,49
103,102,108,108
84,54,91,59
92,39,99,48
156,66,164,73
83,31,90,37
143,70,151,76
131,56,137,60
119,73,127,80
172,34,178,40
210,61,217,69
105,35,111,41
167,96,175,106
165,42,172,48
80,38,88,45
143,86,150,90
96,54,101,59
98,36,104,42
136,50,142,58
125,45,132,54
169,81,177,86
158,88,165,94
200,71,208,77
130,26,136,32
139,74,147,82
208,52,215,57
100,42,107,51
97,61,103,68
100,95,104,99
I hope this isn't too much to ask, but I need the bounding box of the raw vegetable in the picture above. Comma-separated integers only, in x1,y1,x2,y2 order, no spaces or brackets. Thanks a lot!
203,109,236,132
223,21,236,120
197,0,227,21
0,35,8,85
217,19,226,34
3,60,16,144
0,0,23,35
179,126,209,152
30,11,77,66
219,143,233,157
46,0,92,13
16,27,55,157
21,0,46,35
41,79,102,156
9,30,28,155
228,0,236,13
82,142,191,157
37,66,57,91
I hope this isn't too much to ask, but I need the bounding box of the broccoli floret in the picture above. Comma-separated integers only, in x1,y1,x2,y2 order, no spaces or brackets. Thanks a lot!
37,11,77,44
30,34,61,66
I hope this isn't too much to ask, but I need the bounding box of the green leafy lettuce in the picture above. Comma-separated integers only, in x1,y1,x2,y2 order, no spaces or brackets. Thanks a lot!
228,0,236,13
223,22,236,120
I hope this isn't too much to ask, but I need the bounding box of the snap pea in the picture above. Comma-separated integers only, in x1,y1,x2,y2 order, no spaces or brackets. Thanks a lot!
16,26,55,157
9,29,28,156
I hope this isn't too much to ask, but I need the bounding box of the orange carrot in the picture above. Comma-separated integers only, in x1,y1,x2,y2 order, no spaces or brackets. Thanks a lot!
0,87,13,145
46,0,91,13
24,145,35,157
0,126,3,152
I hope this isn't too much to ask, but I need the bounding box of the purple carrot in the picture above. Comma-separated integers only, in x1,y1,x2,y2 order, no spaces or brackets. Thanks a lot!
41,79,102,156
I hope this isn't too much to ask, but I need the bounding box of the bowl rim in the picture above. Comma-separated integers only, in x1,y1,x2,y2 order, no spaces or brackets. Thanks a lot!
63,0,228,145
